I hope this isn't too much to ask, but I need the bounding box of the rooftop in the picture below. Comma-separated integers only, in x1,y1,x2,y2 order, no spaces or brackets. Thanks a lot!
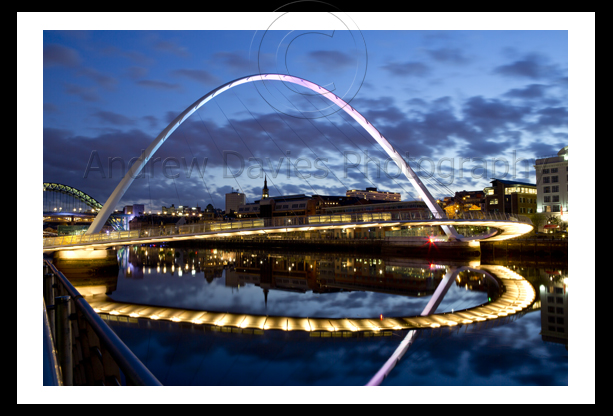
490,178,536,187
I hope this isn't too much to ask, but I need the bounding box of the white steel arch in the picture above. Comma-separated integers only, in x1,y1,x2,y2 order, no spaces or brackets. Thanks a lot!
86,74,459,239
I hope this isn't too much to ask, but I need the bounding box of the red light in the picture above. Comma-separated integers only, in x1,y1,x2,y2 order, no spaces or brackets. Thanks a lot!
380,314,383,320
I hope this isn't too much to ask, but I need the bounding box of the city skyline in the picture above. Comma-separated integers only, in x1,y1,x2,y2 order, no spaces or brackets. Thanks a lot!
34,15,582,212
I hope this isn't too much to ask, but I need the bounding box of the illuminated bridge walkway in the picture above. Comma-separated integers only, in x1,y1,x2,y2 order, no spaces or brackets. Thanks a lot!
43,211,533,252
88,265,535,334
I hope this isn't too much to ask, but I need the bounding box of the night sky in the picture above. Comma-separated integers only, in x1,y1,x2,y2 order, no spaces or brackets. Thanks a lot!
37,19,574,211
20,12,593,403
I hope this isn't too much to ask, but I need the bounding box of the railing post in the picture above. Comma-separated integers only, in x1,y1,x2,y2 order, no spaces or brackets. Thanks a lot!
54,295,73,386
44,272,56,337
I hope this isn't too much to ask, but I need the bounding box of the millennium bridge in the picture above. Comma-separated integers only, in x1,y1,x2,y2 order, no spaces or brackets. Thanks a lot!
43,73,537,386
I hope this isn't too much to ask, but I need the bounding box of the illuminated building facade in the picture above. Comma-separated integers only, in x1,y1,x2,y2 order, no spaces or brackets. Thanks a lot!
225,190,246,214
539,272,568,346
535,146,568,220
484,179,537,215
346,187,401,202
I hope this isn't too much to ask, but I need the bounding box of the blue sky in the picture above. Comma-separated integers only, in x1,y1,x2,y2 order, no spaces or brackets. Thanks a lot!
27,13,591,212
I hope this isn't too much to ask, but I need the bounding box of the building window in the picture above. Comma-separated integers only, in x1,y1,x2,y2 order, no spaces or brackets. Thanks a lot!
552,185,560,192
544,196,551,203
543,176,550,183
551,168,558,173
489,198,498,205
553,205,561,212
552,176,559,183
544,186,550,193
553,195,560,202
543,168,550,174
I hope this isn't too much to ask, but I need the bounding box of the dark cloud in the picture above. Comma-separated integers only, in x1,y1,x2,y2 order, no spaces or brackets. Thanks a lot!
382,61,431,77
406,98,428,107
504,84,550,99
212,51,255,74
125,66,148,80
462,96,531,134
43,43,81,68
351,96,396,111
92,111,136,126
137,80,182,91
43,103,59,113
101,46,156,66
142,115,158,129
426,47,469,64
536,106,568,127
308,50,355,68
171,69,221,86
523,141,567,158
76,67,118,90
493,53,564,80
63,82,99,102
153,40,189,58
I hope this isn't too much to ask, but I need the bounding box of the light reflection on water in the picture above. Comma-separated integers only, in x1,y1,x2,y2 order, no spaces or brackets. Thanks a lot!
83,244,567,386
110,245,493,318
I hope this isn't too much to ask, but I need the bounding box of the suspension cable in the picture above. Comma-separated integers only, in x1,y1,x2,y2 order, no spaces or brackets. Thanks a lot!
232,90,322,198
214,99,299,219
302,93,420,201
178,126,218,210
272,85,387,197
194,105,259,219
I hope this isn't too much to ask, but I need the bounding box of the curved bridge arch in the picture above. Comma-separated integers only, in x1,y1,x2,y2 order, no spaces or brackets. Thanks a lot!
44,182,125,231
44,182,104,210
86,74,459,239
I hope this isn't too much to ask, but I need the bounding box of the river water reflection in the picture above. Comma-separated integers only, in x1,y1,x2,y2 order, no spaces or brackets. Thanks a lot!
75,243,568,386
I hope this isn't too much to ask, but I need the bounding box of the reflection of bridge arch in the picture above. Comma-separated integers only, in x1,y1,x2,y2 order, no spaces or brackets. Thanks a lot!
86,74,459,239
88,265,534,333
43,182,125,231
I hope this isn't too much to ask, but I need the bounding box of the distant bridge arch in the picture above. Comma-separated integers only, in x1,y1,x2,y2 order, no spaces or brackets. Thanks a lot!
44,182,125,231
86,74,459,239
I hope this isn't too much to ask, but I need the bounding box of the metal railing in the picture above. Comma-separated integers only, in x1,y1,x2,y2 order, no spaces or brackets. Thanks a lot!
43,211,532,248
43,260,162,386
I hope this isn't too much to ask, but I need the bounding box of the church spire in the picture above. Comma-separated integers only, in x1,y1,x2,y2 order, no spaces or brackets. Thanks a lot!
262,175,269,199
